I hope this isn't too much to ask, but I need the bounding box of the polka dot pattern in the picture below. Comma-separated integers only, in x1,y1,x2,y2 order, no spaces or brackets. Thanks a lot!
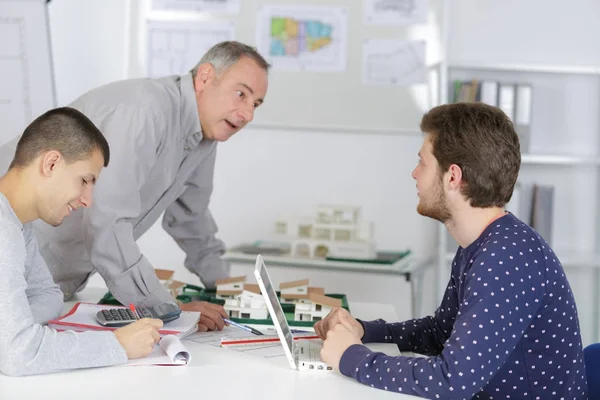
339,213,588,399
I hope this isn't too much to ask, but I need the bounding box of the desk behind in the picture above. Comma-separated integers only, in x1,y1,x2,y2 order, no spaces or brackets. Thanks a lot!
0,287,422,400
224,252,426,322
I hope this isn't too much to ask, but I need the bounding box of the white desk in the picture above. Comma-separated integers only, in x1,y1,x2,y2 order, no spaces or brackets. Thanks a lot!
0,287,422,400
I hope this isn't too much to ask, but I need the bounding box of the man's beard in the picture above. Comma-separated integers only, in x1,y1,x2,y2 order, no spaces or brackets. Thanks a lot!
417,182,452,223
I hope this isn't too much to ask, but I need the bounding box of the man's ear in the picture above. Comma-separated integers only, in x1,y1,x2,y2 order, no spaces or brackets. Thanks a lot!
446,164,463,191
41,150,62,177
193,63,216,93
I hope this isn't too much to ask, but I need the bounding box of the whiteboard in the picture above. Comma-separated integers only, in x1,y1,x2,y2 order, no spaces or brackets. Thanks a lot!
139,0,442,134
0,0,56,146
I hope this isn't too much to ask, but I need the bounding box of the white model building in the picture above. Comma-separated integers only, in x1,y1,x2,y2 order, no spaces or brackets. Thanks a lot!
223,283,268,320
279,279,325,304
274,204,376,259
294,293,342,322
215,276,247,300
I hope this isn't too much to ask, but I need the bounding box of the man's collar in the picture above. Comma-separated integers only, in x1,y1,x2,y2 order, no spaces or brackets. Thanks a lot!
179,73,202,140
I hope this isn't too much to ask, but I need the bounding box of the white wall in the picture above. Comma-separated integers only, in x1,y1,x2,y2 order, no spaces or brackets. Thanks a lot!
448,0,600,68
47,1,439,319
48,0,130,105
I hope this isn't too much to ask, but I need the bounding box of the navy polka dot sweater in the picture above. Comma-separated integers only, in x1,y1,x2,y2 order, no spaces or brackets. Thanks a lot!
339,213,588,399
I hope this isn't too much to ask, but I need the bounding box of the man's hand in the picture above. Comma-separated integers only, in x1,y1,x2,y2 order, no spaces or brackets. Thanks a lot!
320,323,362,370
179,301,228,332
113,318,163,359
314,307,364,340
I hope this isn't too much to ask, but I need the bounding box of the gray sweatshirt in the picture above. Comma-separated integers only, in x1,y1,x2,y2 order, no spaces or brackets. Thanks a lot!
0,193,127,376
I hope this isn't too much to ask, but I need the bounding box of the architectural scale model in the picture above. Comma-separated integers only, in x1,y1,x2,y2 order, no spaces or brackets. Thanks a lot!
273,204,376,259
216,277,269,319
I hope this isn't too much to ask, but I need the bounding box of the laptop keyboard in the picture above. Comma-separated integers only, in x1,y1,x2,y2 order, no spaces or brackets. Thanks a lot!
298,339,323,362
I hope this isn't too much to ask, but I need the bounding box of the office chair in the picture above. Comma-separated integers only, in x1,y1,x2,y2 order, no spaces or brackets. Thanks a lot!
584,343,600,399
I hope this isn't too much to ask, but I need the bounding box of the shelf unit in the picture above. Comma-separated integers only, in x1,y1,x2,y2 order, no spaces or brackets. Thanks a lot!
435,62,600,344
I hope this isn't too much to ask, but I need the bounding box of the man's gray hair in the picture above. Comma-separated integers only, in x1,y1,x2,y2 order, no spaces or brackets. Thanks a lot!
190,41,270,78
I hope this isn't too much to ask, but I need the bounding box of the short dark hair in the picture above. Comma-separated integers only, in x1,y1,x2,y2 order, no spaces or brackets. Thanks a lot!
190,41,270,78
420,102,521,208
9,107,110,169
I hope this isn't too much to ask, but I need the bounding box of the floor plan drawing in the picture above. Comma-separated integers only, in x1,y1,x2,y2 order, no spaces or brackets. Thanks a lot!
0,17,31,145
146,20,235,78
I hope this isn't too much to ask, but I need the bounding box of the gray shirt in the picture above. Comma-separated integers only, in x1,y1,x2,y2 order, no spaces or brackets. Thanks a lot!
0,73,230,308
0,193,126,376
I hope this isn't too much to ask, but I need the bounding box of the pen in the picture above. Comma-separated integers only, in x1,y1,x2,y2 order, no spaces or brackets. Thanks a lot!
223,318,264,335
267,327,310,334
129,303,140,320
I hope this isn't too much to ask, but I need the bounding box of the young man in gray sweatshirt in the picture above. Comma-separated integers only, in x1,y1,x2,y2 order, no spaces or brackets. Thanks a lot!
0,107,163,376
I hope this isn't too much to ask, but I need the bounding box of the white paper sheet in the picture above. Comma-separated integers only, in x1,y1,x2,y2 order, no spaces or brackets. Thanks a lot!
184,326,258,347
256,5,348,72
184,327,320,361
151,0,240,14
362,39,426,85
146,19,235,77
364,0,428,25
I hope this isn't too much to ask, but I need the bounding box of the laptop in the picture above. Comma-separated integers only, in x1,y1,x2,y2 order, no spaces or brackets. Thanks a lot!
253,254,333,372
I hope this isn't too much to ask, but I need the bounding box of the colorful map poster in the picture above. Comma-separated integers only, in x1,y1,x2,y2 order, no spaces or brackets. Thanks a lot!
256,6,348,71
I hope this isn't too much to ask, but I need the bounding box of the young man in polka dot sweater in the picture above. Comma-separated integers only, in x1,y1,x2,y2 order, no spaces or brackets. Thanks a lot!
315,103,588,399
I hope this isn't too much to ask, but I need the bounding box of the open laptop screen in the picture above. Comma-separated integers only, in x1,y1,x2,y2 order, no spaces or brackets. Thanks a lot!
256,256,294,353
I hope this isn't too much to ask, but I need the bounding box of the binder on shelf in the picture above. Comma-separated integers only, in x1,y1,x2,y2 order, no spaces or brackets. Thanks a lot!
468,79,480,102
506,182,534,225
450,78,534,151
515,84,533,126
479,80,499,107
519,183,535,226
505,183,522,220
452,79,480,103
515,84,533,153
457,80,473,102
498,84,516,122
452,80,461,102
531,184,555,246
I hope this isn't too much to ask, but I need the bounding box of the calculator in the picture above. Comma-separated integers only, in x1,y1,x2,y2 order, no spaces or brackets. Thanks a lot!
96,302,182,327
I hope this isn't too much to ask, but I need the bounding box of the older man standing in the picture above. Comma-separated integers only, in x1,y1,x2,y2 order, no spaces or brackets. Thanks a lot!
0,41,270,332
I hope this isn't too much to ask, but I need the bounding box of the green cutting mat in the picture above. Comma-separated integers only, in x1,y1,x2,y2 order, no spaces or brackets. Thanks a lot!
98,285,349,327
